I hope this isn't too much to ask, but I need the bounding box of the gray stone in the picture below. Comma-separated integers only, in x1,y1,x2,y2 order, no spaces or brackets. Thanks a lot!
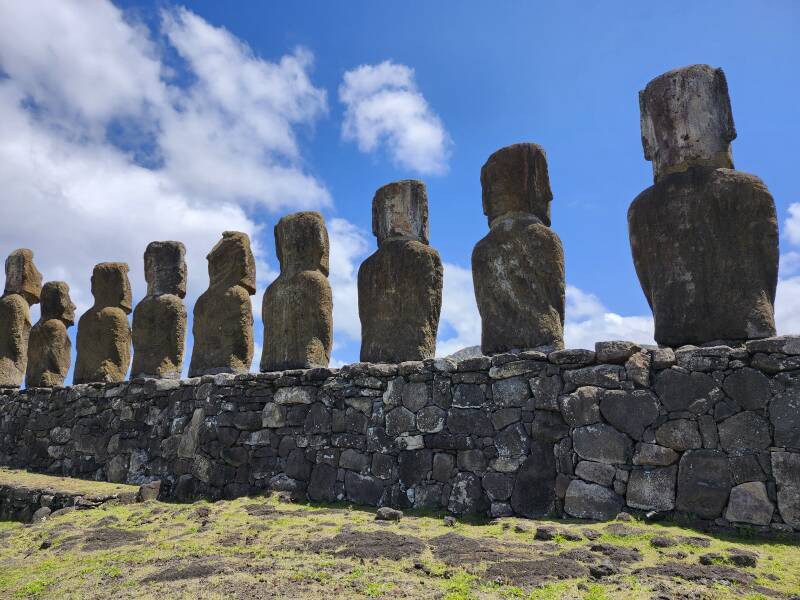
725,481,774,526
599,389,659,440
771,451,800,529
769,389,800,448
274,387,315,405
448,472,487,514
655,419,702,452
491,408,520,430
625,352,651,388
489,360,543,379
345,471,383,505
676,449,732,519
340,449,370,471
549,349,595,366
402,382,431,412
432,453,454,482
723,368,772,410
399,450,432,487
595,341,640,364
452,383,485,408
386,406,415,436
510,442,557,517
563,365,623,389
655,369,717,412
31,506,51,523
575,461,616,487
371,453,395,480
262,403,286,428
698,415,719,449
746,335,800,355
626,466,677,512
729,454,766,484
573,423,632,464
457,449,487,471
564,480,624,520
718,411,771,451
492,377,530,408
495,423,529,457
416,405,445,433
559,386,602,427
375,507,402,521
307,464,337,502
482,472,514,501
650,347,676,370
530,374,562,410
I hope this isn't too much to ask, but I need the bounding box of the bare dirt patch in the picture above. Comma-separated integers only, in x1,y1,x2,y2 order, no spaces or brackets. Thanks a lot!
485,557,589,587
81,527,147,551
309,529,425,560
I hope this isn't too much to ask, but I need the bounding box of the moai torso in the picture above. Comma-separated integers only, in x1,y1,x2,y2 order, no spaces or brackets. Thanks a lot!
26,281,75,387
0,249,42,388
189,231,255,376
358,180,443,363
629,65,778,346
132,241,188,379
74,263,132,384
472,144,565,355
261,211,332,371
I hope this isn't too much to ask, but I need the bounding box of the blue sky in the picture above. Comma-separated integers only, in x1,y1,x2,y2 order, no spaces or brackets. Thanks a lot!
1,1,798,378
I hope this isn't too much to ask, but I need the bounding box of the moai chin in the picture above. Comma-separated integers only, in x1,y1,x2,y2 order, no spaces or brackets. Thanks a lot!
26,281,76,387
189,231,256,376
131,241,188,379
74,262,133,384
0,249,42,387
358,180,443,363
260,212,332,371
629,65,778,346
472,143,565,355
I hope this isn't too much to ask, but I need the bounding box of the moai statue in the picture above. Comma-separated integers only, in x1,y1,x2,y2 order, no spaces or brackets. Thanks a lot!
629,65,779,346
0,249,42,387
26,281,76,387
261,212,332,371
74,262,133,384
358,180,443,363
472,144,565,354
189,231,256,376
131,241,188,379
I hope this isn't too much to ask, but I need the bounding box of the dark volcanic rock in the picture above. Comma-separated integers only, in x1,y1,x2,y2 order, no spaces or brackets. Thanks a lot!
676,449,732,519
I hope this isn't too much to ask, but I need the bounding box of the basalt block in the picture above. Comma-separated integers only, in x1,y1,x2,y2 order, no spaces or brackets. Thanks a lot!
74,262,133,384
629,65,778,346
472,144,565,354
0,249,42,387
26,281,75,387
132,241,188,379
189,231,256,377
261,212,333,371
359,181,443,363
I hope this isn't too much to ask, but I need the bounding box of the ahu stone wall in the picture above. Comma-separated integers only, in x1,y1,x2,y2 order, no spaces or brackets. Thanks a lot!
1,338,799,532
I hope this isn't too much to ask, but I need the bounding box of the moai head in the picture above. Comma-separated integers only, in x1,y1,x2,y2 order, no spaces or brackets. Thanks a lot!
481,143,553,227
208,231,256,293
4,248,42,305
144,241,187,298
40,281,76,325
275,212,329,277
91,262,132,314
372,180,429,246
640,64,736,182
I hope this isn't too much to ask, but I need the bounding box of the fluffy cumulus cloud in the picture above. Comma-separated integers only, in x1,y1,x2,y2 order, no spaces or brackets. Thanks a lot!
774,203,800,336
339,61,450,175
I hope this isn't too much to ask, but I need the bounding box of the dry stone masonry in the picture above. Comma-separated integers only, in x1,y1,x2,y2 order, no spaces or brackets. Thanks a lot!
26,281,76,388
629,64,779,346
358,180,443,363
472,143,565,355
0,249,42,387
261,212,333,371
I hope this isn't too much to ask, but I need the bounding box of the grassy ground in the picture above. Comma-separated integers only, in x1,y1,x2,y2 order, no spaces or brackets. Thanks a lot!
0,468,139,499
0,475,798,599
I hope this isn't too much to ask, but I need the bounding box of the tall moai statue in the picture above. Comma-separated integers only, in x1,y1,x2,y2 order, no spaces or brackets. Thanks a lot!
189,231,256,376
74,263,133,384
0,249,42,387
472,144,565,354
629,65,779,346
358,180,443,363
131,241,188,379
261,212,332,371
26,281,76,387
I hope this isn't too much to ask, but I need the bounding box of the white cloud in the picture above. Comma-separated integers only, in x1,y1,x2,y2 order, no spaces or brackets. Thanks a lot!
437,263,482,357
784,203,800,246
328,218,371,344
339,61,450,175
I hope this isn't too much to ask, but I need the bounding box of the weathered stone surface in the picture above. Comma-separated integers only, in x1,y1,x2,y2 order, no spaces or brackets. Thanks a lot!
491,377,529,408
74,263,132,384
600,390,659,440
473,144,564,354
573,424,632,465
189,231,256,376
549,349,595,366
482,472,513,501
0,249,42,387
771,451,800,529
595,341,640,364
655,369,717,412
631,67,777,347
717,412,771,452
448,472,487,514
563,365,623,389
632,443,678,467
510,441,556,517
625,352,651,388
564,480,623,520
725,481,774,526
26,281,75,387
655,419,702,452
359,181,443,363
746,335,800,355
307,464,337,502
722,368,772,410
650,347,676,370
626,466,677,512
261,212,332,371
559,387,601,427
676,449,732,519
769,389,800,448
132,242,187,379
575,460,615,487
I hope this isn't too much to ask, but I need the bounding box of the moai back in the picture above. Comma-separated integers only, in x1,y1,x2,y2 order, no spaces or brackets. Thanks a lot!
132,241,188,379
472,144,565,355
358,180,443,363
74,262,133,384
261,211,332,371
189,231,256,376
0,249,42,387
629,65,778,346
26,281,75,387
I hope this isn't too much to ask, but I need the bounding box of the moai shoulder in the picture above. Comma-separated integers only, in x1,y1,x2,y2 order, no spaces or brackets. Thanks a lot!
629,65,778,346
472,144,565,355
74,262,132,384
132,241,188,379
358,180,443,363
27,281,75,387
261,211,333,372
0,249,42,388
189,231,256,377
